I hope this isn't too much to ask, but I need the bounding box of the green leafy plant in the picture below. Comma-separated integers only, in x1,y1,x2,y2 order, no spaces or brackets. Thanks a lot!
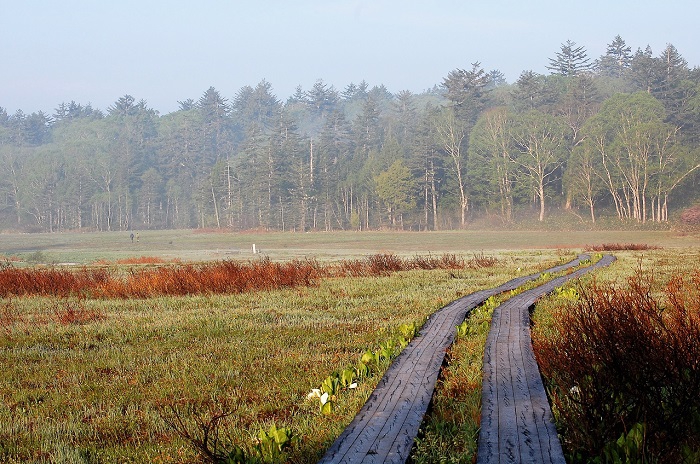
456,320,469,338
398,321,418,340
377,339,395,361
321,375,340,396
253,424,296,463
309,368,361,415
339,368,356,388
307,320,421,416
360,349,379,370
601,422,647,464
554,286,579,300
355,360,370,379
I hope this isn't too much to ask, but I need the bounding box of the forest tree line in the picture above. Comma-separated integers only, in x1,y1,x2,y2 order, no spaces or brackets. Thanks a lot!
1,36,699,233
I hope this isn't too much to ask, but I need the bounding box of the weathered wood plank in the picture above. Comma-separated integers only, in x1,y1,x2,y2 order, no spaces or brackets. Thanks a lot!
476,254,616,464
318,254,605,464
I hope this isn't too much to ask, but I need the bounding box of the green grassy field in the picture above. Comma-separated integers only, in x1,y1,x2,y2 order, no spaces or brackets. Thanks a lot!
1,230,698,463
1,228,698,264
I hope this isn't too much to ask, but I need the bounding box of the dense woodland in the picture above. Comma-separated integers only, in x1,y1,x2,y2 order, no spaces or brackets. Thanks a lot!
2,36,699,233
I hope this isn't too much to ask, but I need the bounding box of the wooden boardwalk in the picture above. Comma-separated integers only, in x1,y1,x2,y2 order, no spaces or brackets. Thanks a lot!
476,254,616,464
318,254,612,464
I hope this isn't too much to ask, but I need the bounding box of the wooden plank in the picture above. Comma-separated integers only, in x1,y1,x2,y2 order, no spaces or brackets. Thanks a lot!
476,254,616,464
318,254,609,464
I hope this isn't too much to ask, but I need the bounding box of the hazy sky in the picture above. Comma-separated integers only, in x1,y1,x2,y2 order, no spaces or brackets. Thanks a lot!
2,0,699,115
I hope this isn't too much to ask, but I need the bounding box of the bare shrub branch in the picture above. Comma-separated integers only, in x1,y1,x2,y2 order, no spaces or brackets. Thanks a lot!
534,268,700,462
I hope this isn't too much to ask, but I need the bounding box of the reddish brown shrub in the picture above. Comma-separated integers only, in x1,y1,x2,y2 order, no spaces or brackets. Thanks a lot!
411,253,466,270
467,252,498,269
0,266,110,297
1,298,22,336
333,254,407,277
116,256,167,265
0,253,476,298
105,257,324,297
53,298,105,325
409,254,440,270
534,269,700,462
333,253,473,276
583,243,661,251
367,253,405,274
335,258,370,277
680,204,700,225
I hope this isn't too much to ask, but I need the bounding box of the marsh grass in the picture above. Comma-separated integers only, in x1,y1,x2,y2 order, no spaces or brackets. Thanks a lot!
532,249,700,463
0,253,480,299
0,229,693,264
4,248,694,463
0,251,567,463
582,242,662,251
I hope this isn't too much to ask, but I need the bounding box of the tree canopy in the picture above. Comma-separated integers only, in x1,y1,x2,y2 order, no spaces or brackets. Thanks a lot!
1,36,699,233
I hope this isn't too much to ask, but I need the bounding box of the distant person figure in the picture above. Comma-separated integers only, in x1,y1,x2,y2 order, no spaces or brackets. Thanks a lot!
136,233,140,242
130,233,134,243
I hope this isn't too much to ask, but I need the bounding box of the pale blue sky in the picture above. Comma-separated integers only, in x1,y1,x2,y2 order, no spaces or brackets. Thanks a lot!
2,0,698,115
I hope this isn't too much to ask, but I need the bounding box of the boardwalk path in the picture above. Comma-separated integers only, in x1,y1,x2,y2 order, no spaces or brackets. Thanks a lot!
476,254,615,464
319,254,613,464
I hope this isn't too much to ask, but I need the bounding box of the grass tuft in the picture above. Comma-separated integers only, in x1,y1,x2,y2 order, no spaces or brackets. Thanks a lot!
115,256,173,265
52,297,106,325
583,243,661,251
0,250,537,463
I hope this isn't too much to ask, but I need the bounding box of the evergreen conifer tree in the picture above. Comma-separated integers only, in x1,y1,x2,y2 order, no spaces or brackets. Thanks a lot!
547,40,592,76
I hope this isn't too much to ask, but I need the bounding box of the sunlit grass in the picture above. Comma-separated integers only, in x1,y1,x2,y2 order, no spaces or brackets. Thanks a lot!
0,250,568,463
2,243,695,463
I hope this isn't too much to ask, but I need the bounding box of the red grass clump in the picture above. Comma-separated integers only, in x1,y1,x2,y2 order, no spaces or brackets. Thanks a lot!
0,266,112,298
411,253,466,270
124,258,322,297
116,256,170,265
533,268,700,462
466,252,499,269
0,253,490,299
334,253,480,277
680,204,700,225
53,298,106,325
1,299,23,336
366,253,405,274
583,243,661,251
